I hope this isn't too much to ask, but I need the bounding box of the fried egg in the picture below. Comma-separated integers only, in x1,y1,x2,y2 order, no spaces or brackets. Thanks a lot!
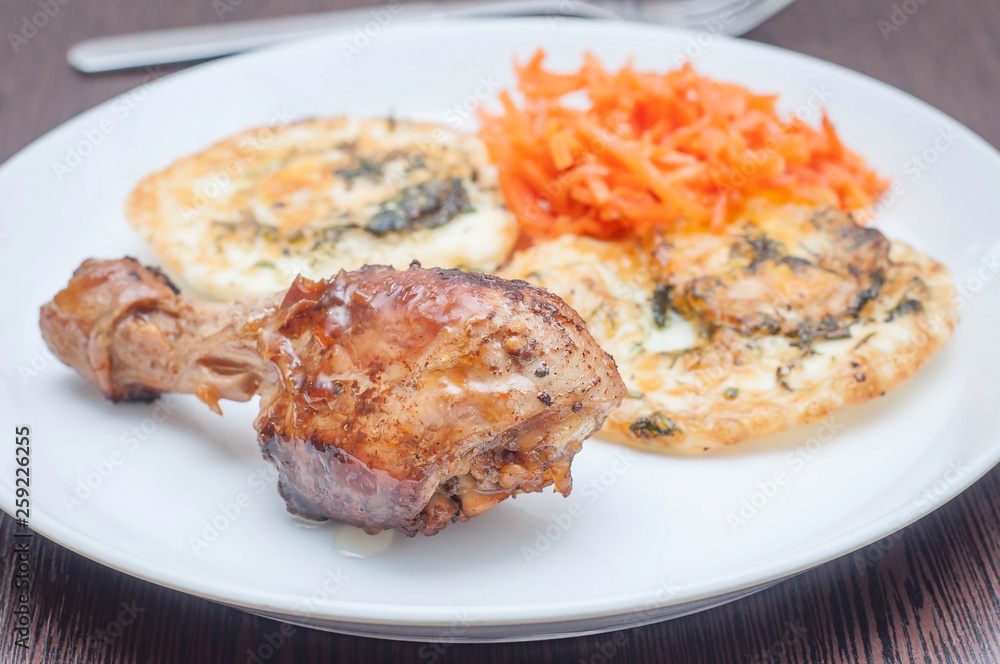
127,117,518,299
499,203,958,452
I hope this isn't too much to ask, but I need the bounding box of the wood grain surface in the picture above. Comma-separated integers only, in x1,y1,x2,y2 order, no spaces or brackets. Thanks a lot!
3,0,1000,662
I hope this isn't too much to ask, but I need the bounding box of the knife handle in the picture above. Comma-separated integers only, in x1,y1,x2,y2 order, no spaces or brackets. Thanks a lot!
66,1,621,73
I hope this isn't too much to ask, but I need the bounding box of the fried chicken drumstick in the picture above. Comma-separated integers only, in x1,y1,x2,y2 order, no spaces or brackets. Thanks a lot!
39,259,625,535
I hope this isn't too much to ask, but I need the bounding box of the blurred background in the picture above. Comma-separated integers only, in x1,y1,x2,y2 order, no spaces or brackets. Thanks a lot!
1,0,999,165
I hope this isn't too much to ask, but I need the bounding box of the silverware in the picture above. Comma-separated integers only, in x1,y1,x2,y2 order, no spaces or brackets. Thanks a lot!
67,0,794,74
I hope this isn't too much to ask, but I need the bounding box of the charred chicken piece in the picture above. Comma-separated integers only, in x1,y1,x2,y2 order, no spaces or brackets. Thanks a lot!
40,259,625,535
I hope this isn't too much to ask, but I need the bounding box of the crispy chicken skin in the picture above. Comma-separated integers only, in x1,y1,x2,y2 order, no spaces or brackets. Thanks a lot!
40,259,625,535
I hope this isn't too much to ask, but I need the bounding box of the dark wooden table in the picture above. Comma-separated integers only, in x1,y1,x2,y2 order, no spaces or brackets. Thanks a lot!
3,0,1000,662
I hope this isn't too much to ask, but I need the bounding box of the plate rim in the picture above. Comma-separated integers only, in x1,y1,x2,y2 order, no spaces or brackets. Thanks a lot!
3,15,1000,636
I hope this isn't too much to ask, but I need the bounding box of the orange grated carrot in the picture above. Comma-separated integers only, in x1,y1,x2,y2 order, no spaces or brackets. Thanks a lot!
478,50,889,242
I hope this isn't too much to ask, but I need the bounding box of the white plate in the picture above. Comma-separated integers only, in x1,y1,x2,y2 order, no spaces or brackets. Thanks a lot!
2,18,1000,642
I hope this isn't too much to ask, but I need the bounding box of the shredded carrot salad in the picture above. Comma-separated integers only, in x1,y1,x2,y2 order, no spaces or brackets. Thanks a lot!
478,51,888,242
